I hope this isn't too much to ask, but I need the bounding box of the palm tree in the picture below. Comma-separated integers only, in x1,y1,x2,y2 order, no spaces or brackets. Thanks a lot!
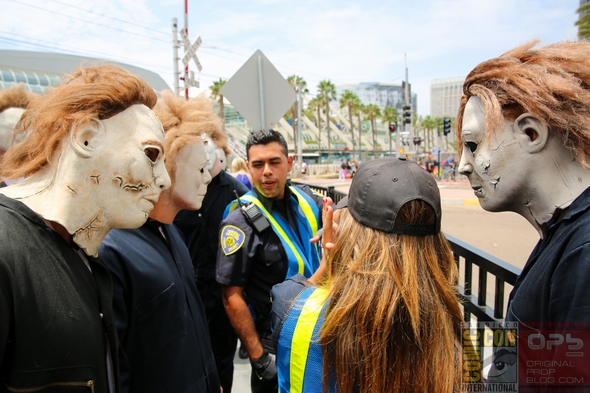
317,80,337,159
363,104,381,159
381,106,398,155
209,78,226,129
350,98,364,161
287,75,309,153
421,115,438,151
339,90,360,159
576,2,590,39
308,96,324,153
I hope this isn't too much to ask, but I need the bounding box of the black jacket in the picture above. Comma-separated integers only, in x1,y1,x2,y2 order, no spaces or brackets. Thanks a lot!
0,194,119,392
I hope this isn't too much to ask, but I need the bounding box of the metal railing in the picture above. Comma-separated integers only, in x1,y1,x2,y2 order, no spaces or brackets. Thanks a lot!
291,181,346,205
291,181,523,325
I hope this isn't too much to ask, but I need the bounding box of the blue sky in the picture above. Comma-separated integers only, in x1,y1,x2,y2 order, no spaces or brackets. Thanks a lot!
0,0,580,115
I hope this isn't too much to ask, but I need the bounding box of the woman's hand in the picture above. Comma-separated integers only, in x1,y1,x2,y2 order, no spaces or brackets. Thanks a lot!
309,197,337,284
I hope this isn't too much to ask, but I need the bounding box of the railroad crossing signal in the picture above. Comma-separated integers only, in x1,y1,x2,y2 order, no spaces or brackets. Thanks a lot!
184,71,199,89
179,30,202,72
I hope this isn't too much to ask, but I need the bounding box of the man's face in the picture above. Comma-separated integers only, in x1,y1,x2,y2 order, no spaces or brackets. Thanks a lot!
203,135,217,170
247,141,292,199
93,104,171,228
458,96,526,212
171,142,211,211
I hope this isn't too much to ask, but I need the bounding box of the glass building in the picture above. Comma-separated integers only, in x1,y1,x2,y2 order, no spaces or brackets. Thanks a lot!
430,76,465,119
0,68,60,93
0,50,169,94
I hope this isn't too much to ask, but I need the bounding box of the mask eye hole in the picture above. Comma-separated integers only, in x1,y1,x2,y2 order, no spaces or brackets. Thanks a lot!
466,142,478,154
144,147,160,163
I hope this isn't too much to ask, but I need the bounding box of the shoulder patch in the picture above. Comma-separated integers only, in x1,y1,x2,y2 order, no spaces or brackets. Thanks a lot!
220,225,246,256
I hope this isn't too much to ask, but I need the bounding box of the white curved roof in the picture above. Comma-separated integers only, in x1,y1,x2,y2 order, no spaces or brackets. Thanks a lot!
0,50,169,92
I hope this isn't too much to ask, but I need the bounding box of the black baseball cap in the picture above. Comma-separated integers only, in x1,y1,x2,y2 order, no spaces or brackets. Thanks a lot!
336,157,441,235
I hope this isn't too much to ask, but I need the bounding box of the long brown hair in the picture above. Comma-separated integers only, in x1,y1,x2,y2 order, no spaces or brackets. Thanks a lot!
1,65,157,180
457,40,590,168
320,201,462,393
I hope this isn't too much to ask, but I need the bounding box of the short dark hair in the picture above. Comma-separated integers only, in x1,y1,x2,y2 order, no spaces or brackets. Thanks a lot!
246,129,288,160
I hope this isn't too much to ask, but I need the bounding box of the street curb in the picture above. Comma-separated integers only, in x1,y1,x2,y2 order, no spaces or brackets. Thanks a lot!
463,199,480,206
441,198,480,205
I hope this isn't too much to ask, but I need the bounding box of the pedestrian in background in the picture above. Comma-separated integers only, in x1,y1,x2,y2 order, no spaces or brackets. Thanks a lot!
231,156,252,190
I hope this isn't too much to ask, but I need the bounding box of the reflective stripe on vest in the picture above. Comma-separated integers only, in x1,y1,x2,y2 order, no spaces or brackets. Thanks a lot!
289,186,319,237
289,287,328,393
224,187,320,277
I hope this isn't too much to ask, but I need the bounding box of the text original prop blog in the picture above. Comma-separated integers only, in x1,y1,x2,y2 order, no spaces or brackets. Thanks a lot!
461,322,590,392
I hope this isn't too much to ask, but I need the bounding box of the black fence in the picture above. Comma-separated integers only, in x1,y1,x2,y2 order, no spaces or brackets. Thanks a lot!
291,181,522,325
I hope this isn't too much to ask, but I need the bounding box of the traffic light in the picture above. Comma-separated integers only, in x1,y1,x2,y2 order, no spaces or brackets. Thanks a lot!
403,105,412,124
413,137,422,146
443,117,451,135
389,124,396,133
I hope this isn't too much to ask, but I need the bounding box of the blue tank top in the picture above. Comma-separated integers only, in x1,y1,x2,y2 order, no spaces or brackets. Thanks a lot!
236,173,251,190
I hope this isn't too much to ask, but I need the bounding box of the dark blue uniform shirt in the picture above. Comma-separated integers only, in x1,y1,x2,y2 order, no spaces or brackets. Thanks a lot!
216,185,322,330
506,186,590,323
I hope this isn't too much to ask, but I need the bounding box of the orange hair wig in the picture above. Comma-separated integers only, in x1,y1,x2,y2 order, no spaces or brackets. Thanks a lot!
153,90,223,183
457,40,590,168
0,65,157,179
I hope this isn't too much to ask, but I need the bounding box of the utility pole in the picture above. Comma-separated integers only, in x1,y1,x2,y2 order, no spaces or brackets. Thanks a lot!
172,18,180,97
404,54,413,154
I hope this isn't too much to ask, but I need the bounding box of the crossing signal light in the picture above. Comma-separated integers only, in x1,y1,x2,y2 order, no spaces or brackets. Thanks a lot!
443,117,451,135
389,124,396,133
403,105,412,124
413,137,422,146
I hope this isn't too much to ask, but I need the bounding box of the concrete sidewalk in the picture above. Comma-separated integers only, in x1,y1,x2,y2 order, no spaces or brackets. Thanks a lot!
292,176,479,206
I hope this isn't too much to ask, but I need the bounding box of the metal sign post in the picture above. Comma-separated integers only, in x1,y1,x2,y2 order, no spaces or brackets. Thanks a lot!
171,18,180,96
296,86,303,171
257,55,267,129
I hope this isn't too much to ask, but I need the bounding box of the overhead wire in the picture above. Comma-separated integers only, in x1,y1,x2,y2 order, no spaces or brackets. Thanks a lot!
44,0,170,37
6,0,170,44
3,0,347,91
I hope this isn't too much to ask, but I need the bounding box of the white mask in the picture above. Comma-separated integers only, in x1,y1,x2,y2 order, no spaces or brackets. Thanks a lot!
216,148,227,171
0,107,26,151
203,135,217,171
172,142,212,210
1,104,171,256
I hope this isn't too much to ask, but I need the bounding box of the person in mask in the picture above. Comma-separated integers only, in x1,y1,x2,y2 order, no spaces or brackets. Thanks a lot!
0,64,170,393
99,91,221,393
172,94,249,393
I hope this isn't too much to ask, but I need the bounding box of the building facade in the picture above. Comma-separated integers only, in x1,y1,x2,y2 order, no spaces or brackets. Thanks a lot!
335,82,417,112
430,76,464,118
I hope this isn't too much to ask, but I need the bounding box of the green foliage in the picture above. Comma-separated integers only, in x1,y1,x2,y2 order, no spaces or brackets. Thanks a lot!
576,3,590,38
381,106,398,126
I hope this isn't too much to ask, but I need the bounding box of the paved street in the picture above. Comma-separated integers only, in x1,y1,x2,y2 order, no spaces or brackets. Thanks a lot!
230,174,540,392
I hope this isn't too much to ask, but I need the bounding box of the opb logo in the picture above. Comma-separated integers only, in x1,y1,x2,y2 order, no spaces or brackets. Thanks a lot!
527,333,583,357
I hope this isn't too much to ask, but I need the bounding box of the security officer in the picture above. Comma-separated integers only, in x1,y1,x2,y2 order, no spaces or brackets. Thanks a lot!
216,129,323,393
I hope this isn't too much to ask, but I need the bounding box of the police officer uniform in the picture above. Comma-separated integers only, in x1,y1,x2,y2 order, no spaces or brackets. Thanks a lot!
216,184,322,392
